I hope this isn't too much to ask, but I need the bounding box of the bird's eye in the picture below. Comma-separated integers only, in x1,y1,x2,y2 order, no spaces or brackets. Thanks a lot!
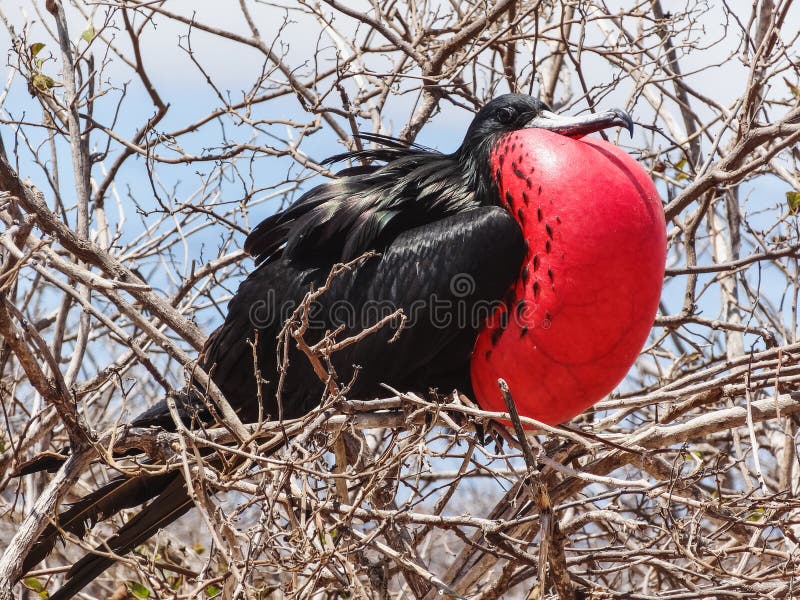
496,106,516,125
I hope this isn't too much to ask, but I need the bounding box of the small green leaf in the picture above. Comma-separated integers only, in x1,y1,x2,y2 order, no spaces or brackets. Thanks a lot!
785,77,800,99
30,42,46,57
22,577,48,598
80,26,95,43
205,584,221,597
257,585,281,598
680,451,697,462
746,508,765,522
21,577,44,591
127,581,151,599
31,73,57,92
787,191,800,213
169,575,183,590
192,542,206,555
672,157,689,181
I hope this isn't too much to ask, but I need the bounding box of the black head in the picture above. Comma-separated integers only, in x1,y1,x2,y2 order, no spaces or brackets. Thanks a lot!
459,93,633,158
456,93,634,203
461,94,553,149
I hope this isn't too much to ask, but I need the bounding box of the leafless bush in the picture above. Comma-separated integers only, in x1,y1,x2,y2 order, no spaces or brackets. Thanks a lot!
1,0,799,598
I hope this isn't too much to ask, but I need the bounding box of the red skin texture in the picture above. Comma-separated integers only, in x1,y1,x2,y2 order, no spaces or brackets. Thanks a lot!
470,129,666,425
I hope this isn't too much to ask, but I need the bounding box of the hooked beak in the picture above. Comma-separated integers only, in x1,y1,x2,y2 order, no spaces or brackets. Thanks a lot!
526,108,634,138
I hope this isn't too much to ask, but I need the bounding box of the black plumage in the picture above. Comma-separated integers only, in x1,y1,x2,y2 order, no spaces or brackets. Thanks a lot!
22,95,564,599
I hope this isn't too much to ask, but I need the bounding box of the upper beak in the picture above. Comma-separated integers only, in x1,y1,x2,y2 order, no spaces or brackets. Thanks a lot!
526,108,634,138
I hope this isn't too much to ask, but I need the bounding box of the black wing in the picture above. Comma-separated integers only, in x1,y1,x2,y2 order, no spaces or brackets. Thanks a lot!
244,140,477,265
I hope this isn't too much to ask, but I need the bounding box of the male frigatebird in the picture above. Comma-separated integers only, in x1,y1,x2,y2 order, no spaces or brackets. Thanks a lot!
18,94,665,598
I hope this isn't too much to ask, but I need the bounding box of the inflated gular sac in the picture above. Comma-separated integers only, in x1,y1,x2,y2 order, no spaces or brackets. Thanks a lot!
471,129,666,425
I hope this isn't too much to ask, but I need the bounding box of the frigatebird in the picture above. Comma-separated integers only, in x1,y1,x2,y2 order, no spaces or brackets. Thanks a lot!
18,94,658,598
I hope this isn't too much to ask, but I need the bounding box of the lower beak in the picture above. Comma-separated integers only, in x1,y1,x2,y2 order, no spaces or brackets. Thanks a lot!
526,108,634,138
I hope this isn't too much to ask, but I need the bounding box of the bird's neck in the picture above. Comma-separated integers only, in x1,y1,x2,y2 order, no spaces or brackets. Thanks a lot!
455,133,505,206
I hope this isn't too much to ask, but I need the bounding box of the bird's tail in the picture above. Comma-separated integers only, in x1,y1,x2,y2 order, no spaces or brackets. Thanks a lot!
19,391,216,598
46,474,193,600
20,468,192,600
